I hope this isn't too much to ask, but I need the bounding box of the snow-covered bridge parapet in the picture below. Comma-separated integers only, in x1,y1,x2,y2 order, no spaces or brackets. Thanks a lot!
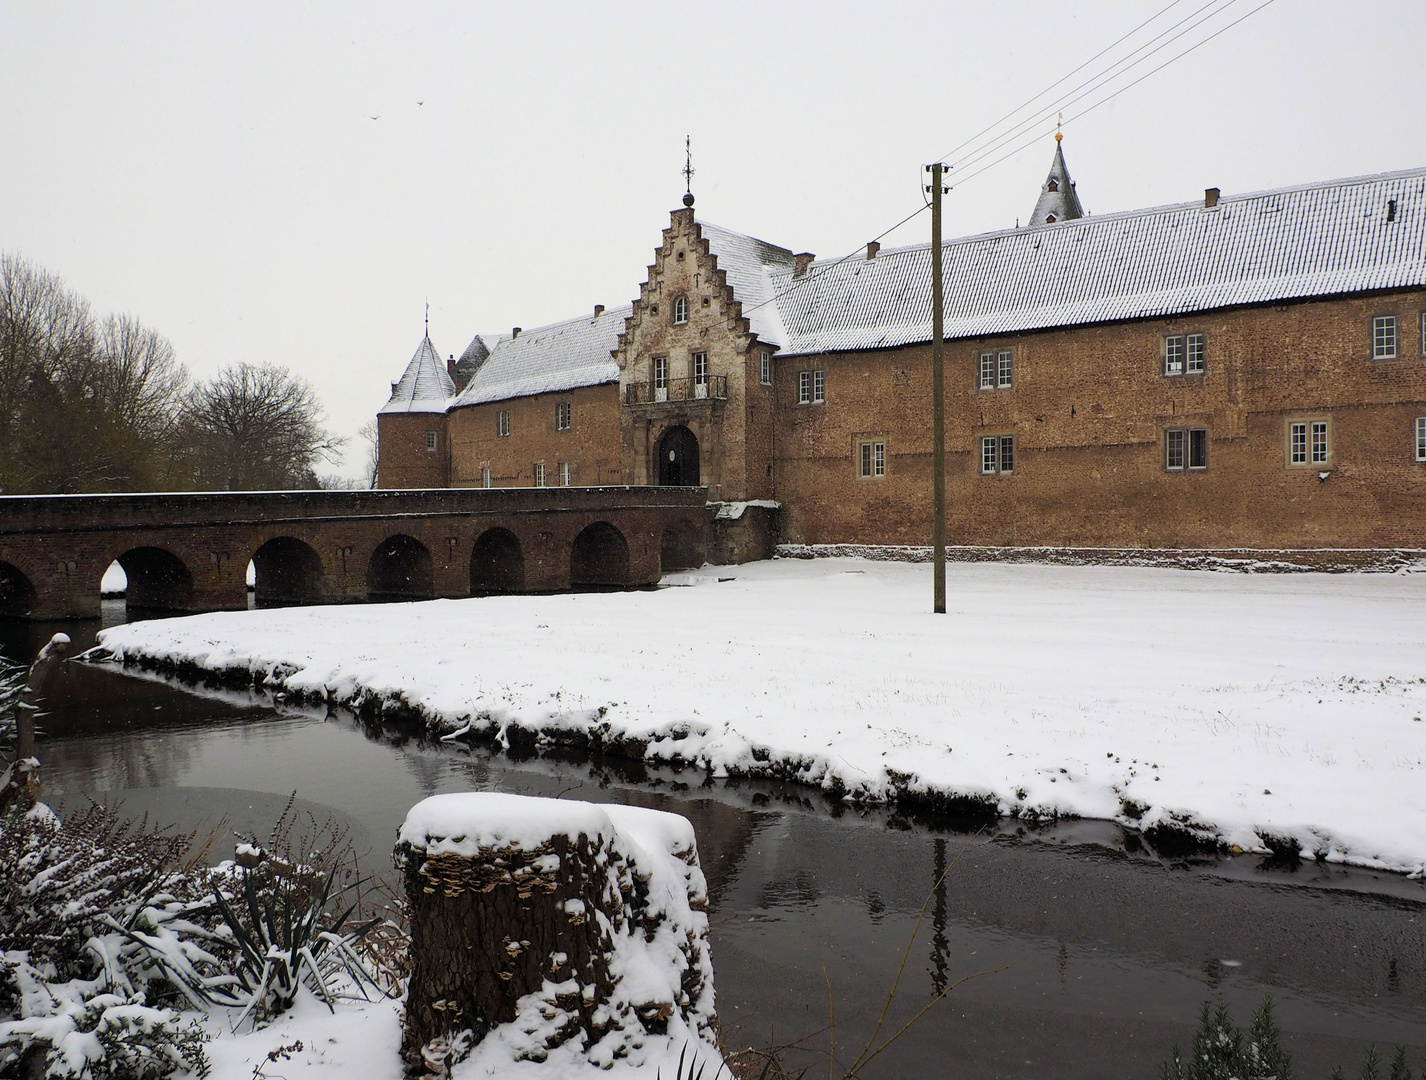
395,793,718,1075
0,486,709,619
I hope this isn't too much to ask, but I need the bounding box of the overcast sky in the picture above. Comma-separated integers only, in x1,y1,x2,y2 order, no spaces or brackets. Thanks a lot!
4,1,1425,476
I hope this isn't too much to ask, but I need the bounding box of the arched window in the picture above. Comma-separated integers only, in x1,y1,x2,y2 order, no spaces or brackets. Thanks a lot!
1046,179,1059,192
673,295,689,325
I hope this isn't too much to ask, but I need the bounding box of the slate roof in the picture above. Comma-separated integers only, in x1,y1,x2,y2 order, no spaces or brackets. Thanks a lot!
768,166,1426,357
697,220,797,349
451,306,630,407
1030,140,1085,226
379,335,456,414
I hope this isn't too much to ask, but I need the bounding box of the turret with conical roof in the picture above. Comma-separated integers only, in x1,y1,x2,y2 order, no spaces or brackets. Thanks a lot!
1030,135,1085,226
380,334,456,414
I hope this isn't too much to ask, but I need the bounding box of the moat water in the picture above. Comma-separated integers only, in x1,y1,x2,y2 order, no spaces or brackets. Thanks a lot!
3,610,1425,1079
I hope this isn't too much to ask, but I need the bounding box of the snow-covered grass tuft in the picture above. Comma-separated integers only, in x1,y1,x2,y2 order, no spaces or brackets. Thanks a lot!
94,558,1426,875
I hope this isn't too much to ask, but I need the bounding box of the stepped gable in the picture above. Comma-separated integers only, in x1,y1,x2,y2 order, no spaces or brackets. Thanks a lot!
379,334,456,414
767,166,1426,357
1030,138,1085,226
694,220,797,349
450,306,630,407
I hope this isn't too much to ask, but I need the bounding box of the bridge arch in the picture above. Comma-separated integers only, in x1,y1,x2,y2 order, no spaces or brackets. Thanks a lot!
251,537,326,607
470,528,524,595
116,546,194,612
660,518,704,573
367,534,434,602
0,560,37,618
571,521,630,588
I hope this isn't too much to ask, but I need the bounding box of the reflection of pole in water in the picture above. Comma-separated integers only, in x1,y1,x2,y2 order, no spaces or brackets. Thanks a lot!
930,838,949,995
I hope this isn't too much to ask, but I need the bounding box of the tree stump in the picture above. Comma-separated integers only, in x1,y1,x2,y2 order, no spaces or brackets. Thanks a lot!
395,793,716,1076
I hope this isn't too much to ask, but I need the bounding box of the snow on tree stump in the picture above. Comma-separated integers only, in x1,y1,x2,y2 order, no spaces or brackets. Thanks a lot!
395,793,717,1076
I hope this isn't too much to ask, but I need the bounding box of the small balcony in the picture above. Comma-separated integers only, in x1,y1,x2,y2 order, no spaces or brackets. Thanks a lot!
625,375,727,407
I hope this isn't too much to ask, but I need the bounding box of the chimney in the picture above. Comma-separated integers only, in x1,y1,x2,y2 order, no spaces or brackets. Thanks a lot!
865,241,881,261
594,304,605,318
794,252,815,278
512,327,522,339
447,355,456,379
1204,187,1220,208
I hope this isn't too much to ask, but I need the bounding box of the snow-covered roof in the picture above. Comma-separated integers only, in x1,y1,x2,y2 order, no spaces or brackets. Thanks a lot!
696,220,796,349
379,335,455,414
450,306,629,408
769,166,1426,357
1029,140,1085,226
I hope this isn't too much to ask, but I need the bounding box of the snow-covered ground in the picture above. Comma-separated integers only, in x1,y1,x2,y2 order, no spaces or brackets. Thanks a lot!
95,557,1426,875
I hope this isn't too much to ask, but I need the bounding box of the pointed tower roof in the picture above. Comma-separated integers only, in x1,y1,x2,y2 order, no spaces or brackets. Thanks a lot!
379,334,456,414
1030,137,1085,226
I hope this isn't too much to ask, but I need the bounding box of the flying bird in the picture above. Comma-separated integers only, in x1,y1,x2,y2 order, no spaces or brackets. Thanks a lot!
370,115,380,120
416,100,424,106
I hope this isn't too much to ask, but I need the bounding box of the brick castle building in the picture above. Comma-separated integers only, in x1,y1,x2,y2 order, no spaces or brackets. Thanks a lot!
378,143,1426,553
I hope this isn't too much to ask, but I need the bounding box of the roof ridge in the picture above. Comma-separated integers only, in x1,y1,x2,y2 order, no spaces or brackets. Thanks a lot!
498,303,634,341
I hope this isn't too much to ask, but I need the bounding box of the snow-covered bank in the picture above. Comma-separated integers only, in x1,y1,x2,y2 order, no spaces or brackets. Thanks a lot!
95,559,1426,875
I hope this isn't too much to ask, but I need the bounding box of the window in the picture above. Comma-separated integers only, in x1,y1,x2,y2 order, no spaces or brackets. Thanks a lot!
759,350,772,385
1373,315,1397,359
693,352,708,397
425,430,437,452
673,295,688,325
1164,427,1208,471
1164,333,1206,376
481,465,491,488
1288,419,1331,466
496,410,510,437
533,462,546,487
1417,417,1426,462
979,350,1012,389
798,369,826,404
1420,312,1426,356
555,401,572,430
980,435,1015,474
653,356,668,401
858,440,886,478
559,461,571,486
649,303,659,316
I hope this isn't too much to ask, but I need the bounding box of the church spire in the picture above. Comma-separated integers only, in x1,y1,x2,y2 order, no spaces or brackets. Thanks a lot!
1030,132,1085,226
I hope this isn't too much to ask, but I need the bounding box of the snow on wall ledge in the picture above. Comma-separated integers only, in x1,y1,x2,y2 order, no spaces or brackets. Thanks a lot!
93,559,1426,877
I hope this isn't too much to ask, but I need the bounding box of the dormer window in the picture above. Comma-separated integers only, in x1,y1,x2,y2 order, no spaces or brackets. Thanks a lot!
673,295,689,325
1045,214,1056,223
1046,179,1059,192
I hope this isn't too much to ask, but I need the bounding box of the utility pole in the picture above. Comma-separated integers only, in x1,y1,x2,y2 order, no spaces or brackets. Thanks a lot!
926,162,949,613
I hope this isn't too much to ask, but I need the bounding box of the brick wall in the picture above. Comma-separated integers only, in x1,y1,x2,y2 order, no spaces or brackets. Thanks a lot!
377,413,450,489
446,383,622,488
773,288,1426,548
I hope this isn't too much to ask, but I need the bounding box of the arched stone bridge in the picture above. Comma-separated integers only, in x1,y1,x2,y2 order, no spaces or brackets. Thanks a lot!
0,487,712,620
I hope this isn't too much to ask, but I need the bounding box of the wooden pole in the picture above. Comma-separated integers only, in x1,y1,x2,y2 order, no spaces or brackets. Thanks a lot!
929,163,947,614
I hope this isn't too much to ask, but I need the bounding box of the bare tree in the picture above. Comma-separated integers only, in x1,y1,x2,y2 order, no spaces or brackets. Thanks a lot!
183,362,342,490
357,420,379,489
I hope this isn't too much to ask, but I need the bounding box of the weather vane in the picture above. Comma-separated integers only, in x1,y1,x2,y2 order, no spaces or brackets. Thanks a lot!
1056,112,1063,144
682,136,695,207
424,298,429,336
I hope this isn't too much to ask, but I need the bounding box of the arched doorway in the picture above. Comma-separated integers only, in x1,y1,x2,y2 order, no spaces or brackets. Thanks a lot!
657,425,700,486
367,534,434,602
252,537,326,607
660,519,704,572
570,522,630,588
0,561,37,618
116,547,194,612
470,528,524,595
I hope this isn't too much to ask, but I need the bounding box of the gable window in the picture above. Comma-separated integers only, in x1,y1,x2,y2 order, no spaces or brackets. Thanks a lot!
858,440,886,478
653,356,668,401
1164,333,1205,376
759,350,772,386
555,401,572,430
1417,417,1426,462
1373,315,1397,359
979,350,1012,389
1287,419,1331,466
496,410,510,438
533,462,546,487
980,435,1015,475
481,465,492,488
693,352,708,397
798,369,826,405
1164,427,1208,471
673,295,689,325
559,461,571,486
425,430,437,452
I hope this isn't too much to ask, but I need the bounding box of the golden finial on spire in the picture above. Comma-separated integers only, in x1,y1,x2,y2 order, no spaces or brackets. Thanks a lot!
1055,113,1063,144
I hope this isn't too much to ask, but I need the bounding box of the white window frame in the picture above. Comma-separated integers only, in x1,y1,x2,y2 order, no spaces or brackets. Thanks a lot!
978,352,995,390
496,410,510,438
1164,426,1208,471
858,440,886,478
555,401,571,431
673,295,689,325
481,465,492,488
759,350,772,386
997,350,1013,388
559,461,571,486
1416,417,1426,462
653,356,668,402
980,435,1015,475
1373,315,1398,360
1288,418,1331,467
533,462,546,487
1186,333,1205,374
798,370,825,405
1420,312,1426,356
693,352,708,398
425,430,437,452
